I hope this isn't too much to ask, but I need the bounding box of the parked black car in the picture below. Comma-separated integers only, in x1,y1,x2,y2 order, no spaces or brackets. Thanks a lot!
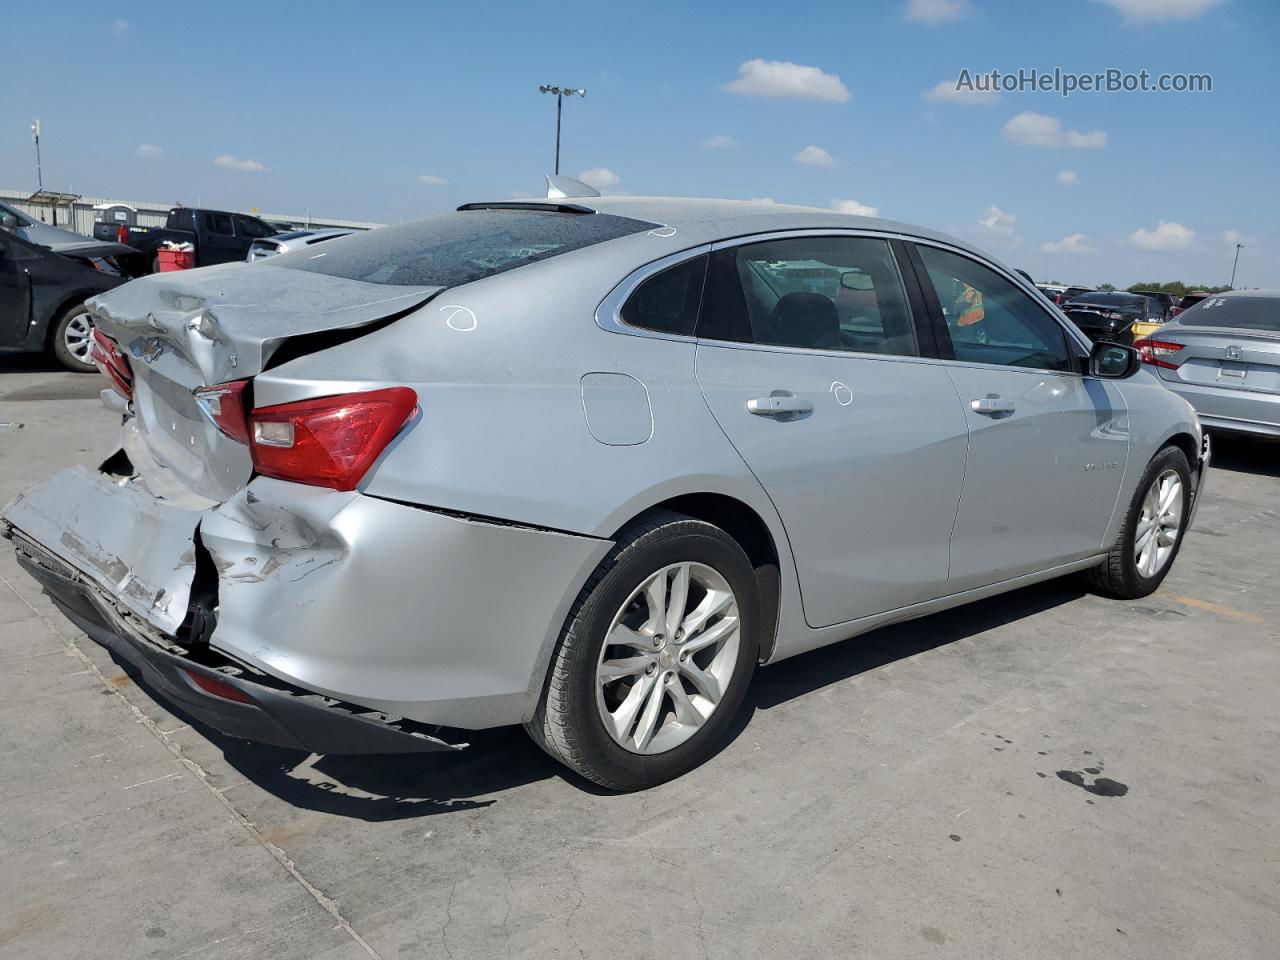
0,232,146,372
1130,290,1178,321
93,207,279,272
1064,291,1159,345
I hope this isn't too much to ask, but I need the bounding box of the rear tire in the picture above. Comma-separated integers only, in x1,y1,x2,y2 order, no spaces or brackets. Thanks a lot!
51,304,97,373
1086,446,1192,599
527,511,760,791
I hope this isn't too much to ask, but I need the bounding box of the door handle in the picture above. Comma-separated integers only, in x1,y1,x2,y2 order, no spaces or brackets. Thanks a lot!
747,396,814,417
970,396,1016,416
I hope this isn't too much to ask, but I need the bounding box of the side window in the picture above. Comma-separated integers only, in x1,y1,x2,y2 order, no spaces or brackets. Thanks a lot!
238,216,274,239
916,245,1074,372
698,236,918,357
204,213,234,236
619,254,707,336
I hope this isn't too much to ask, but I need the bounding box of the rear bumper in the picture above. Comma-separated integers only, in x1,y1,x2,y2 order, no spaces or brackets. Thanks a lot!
1161,379,1280,438
9,530,466,754
3,464,612,734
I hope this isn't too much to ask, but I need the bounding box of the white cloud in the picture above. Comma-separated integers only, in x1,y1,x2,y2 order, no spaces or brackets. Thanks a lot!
793,145,835,167
923,80,999,105
832,199,880,217
1223,229,1243,246
1056,169,1079,186
578,167,621,189
977,205,1017,239
749,197,777,204
724,59,850,103
1095,0,1225,21
416,174,448,186
213,154,266,172
703,134,738,149
112,19,130,37
135,143,163,159
1041,233,1096,255
1129,221,1195,251
1003,112,1107,149
904,0,972,24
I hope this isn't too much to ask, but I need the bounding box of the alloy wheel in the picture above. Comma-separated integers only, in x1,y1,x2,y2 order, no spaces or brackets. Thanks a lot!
63,311,95,364
1134,468,1183,578
595,562,741,755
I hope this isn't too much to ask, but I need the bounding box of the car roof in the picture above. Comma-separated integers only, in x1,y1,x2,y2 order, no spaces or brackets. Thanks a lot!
1214,289,1280,299
466,195,1029,281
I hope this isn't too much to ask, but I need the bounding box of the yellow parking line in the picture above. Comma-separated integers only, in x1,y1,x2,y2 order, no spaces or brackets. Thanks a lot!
1166,594,1264,625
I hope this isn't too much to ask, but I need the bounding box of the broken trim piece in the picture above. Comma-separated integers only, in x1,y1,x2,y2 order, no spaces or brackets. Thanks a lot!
363,495,609,541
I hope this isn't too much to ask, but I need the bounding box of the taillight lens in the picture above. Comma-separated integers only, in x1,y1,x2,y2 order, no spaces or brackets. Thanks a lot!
1134,338,1185,369
193,380,252,444
90,328,133,400
248,388,418,491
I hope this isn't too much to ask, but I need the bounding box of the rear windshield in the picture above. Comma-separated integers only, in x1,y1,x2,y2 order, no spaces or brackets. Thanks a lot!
269,209,654,287
1174,296,1280,331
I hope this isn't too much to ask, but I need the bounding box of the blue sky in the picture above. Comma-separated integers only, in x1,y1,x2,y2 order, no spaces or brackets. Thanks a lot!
6,0,1277,287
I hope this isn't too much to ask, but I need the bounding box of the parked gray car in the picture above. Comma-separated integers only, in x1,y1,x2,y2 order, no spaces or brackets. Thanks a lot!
1135,290,1280,438
1,198,1208,790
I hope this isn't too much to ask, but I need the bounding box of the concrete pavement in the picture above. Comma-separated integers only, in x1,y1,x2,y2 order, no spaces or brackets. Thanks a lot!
2,356,1277,959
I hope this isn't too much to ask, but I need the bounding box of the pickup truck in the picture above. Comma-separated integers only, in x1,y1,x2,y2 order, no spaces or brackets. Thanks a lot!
93,207,279,272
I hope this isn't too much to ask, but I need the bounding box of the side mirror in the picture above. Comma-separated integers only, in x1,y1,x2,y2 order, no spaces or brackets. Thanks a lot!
0,212,18,230
840,270,871,291
1090,341,1140,379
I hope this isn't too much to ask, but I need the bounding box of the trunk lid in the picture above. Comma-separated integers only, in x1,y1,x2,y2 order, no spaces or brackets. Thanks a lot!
88,262,438,503
1150,325,1280,393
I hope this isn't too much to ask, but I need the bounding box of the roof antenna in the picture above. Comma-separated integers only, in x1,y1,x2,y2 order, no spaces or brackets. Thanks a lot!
546,174,601,199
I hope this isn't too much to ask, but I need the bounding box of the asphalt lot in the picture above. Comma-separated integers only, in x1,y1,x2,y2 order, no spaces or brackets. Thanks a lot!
2,355,1278,960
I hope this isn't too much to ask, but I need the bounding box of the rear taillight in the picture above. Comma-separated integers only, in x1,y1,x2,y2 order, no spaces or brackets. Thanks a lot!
1134,338,1185,369
248,388,418,491
116,225,128,244
1170,306,1184,317
193,380,252,444
90,328,133,400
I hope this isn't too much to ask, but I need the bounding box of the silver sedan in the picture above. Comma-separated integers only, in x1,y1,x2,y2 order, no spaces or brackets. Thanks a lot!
1134,290,1280,438
2,197,1208,790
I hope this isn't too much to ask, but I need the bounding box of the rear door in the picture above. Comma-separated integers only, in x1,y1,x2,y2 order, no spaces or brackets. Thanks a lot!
693,233,968,628
908,242,1129,591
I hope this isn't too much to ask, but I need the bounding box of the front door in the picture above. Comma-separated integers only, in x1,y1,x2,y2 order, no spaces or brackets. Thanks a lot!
910,243,1129,592
0,234,33,348
694,234,969,628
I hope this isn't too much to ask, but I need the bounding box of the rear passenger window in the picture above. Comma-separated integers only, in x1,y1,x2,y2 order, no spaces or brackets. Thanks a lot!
620,254,707,336
916,245,1074,373
697,236,918,357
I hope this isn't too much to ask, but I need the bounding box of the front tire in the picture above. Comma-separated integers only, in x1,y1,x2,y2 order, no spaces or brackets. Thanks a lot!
51,304,97,373
1086,446,1193,599
528,511,760,791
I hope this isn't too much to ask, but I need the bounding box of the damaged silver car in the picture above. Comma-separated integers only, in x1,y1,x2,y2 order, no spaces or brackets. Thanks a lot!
2,197,1208,790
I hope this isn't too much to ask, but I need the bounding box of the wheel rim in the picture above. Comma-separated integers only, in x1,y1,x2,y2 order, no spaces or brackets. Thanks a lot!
596,561,741,755
63,311,95,364
1134,469,1183,578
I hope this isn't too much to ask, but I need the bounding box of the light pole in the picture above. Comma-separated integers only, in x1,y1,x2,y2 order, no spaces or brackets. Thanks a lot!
1230,242,1244,289
31,119,43,192
538,85,586,175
